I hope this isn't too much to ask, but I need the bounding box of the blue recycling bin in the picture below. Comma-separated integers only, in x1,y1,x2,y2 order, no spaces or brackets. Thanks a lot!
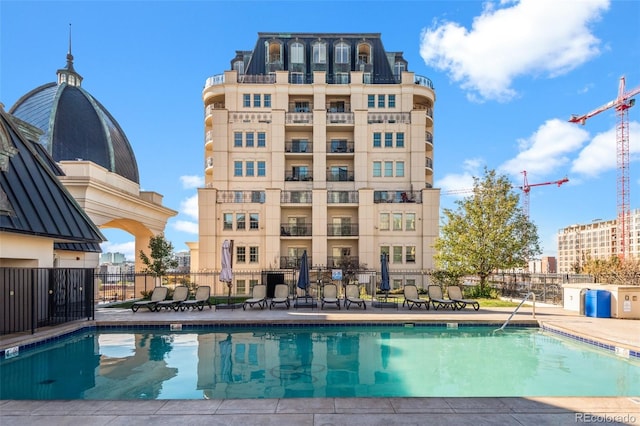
585,290,611,318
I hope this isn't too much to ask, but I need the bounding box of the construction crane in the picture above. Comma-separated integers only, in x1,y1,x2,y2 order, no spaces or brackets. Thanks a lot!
569,76,640,259
520,170,569,218
443,170,568,217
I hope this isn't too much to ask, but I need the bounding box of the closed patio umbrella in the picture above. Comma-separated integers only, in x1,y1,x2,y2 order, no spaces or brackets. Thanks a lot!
220,240,234,300
297,250,310,296
380,252,390,299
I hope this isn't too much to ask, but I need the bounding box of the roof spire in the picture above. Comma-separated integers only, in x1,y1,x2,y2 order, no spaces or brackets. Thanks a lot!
57,23,83,87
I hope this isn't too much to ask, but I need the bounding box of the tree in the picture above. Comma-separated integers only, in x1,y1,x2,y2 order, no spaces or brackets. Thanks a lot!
435,168,541,292
139,234,178,276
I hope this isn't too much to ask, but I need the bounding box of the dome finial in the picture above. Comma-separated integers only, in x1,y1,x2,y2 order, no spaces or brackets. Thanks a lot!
57,23,83,87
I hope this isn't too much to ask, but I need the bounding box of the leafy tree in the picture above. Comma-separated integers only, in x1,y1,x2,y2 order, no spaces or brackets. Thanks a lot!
435,168,541,292
139,234,178,276
582,255,640,285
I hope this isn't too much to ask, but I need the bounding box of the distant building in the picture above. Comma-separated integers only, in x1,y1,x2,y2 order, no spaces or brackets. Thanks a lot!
557,209,640,273
173,251,190,272
191,32,439,285
100,252,126,265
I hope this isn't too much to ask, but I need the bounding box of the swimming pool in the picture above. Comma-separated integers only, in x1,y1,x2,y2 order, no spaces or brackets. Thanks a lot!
1,325,638,399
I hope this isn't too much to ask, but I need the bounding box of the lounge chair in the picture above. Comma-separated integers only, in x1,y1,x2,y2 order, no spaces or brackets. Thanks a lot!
427,285,457,310
243,284,267,310
321,283,341,310
179,286,212,311
447,285,480,311
270,284,290,309
131,286,168,312
155,285,189,311
344,284,366,310
403,285,429,310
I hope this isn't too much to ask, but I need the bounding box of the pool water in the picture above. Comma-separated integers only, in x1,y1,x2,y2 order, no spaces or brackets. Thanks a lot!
1,326,638,399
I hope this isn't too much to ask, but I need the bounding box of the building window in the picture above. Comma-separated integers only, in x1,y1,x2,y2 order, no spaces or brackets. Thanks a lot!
249,246,259,263
405,213,415,231
396,161,404,177
380,213,389,230
373,132,381,148
393,213,403,231
291,42,304,64
291,72,304,84
335,42,349,64
394,62,405,79
257,132,266,147
223,213,233,230
257,161,266,177
233,60,244,75
313,42,326,63
250,213,259,230
234,161,243,176
246,161,254,176
385,133,393,147
234,132,243,147
384,161,393,177
268,42,281,63
406,246,416,263
388,94,396,108
236,279,246,294
368,95,375,108
396,132,404,148
378,95,385,108
393,246,403,263
380,246,390,257
373,161,381,177
246,132,254,147
264,94,271,107
253,94,261,107
236,213,246,230
237,246,246,263
295,101,310,112
363,73,372,84
335,73,349,84
243,94,251,107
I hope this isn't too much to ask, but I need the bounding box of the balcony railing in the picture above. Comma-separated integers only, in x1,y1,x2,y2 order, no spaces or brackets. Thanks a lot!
327,223,359,237
367,112,411,124
425,131,433,144
425,157,433,169
285,140,313,153
281,191,312,204
280,223,312,237
414,75,435,89
327,112,354,125
229,112,272,124
204,74,225,88
285,171,313,181
327,170,354,182
327,140,354,153
280,256,313,269
217,191,266,203
327,191,358,204
238,74,276,84
374,191,422,204
327,256,359,268
413,104,434,118
285,112,313,125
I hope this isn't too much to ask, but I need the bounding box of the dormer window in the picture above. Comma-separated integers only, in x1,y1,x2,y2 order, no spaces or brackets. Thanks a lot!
357,43,371,64
266,41,282,63
291,42,304,64
335,42,349,64
233,60,245,75
313,42,326,64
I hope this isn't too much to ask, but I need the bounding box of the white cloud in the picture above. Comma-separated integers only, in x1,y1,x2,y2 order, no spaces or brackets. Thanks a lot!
180,175,204,189
419,0,609,102
173,220,199,234
435,158,483,194
572,121,640,176
499,119,589,180
100,241,135,261
180,194,199,220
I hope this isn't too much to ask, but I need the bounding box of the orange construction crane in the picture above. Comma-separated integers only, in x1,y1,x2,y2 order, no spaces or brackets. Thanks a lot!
569,76,640,259
520,170,569,218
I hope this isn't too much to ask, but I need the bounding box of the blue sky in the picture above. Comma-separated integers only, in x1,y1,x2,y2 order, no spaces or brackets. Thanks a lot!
2,0,639,261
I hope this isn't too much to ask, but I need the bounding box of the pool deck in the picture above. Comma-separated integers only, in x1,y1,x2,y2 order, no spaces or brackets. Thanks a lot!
2,303,639,425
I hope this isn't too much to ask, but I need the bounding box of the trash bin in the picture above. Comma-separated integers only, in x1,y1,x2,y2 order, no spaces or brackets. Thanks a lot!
579,288,590,316
585,290,611,318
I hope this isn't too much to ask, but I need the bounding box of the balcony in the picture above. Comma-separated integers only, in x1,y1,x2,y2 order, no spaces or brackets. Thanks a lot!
285,171,313,182
285,140,312,153
374,191,422,204
367,112,411,124
327,170,354,182
414,75,435,89
281,191,312,204
327,191,359,204
204,74,225,88
327,223,359,237
280,223,312,237
425,131,433,145
238,74,276,84
205,130,214,149
217,191,265,204
425,157,433,170
285,112,313,125
205,157,213,174
229,112,272,124
327,112,354,125
280,255,313,269
327,256,359,268
327,140,354,154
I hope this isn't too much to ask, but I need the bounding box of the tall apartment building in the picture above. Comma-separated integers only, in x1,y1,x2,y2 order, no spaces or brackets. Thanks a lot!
194,33,438,282
557,209,640,273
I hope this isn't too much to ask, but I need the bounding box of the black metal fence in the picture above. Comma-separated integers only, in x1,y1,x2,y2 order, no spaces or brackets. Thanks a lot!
1,267,94,335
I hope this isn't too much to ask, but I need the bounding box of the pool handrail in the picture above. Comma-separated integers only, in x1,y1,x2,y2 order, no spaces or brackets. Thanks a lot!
496,291,536,332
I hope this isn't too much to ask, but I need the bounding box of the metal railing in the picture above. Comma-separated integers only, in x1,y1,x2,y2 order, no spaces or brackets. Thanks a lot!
327,223,359,236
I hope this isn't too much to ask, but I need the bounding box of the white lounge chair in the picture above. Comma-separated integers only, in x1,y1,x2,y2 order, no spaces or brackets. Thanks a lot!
243,284,267,310
428,285,457,310
321,283,341,310
344,284,366,310
155,285,189,311
131,286,168,312
179,286,212,311
447,285,480,311
270,284,290,309
403,285,429,310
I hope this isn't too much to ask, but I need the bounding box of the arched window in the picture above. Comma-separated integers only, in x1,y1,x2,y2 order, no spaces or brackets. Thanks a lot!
266,41,282,64
290,42,304,64
233,60,244,75
357,43,371,64
313,42,326,64
335,42,349,64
